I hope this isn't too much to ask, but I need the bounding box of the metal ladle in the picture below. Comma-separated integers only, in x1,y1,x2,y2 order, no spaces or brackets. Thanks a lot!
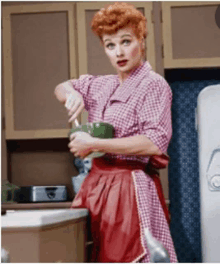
144,228,170,262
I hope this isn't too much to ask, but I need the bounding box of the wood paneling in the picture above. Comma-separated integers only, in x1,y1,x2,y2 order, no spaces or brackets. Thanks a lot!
1,68,8,183
2,217,87,262
7,139,77,200
2,3,77,139
171,5,220,59
162,1,220,68
11,12,70,131
153,2,165,76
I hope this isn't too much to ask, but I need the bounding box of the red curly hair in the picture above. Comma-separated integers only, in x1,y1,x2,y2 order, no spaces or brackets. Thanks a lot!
91,2,147,41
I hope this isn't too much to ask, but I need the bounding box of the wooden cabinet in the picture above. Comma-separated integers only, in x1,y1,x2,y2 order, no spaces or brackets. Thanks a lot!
2,3,77,140
2,210,88,262
162,1,220,69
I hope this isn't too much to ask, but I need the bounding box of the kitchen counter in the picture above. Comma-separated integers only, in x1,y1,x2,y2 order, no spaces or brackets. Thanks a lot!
1,208,89,263
1,201,73,210
1,208,88,229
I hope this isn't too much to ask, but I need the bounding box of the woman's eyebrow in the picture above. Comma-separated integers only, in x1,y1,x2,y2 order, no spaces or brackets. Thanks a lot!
104,34,132,43
104,38,112,43
121,34,132,38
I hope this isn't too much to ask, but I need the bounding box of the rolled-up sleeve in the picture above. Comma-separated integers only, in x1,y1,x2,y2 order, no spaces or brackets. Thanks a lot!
70,75,104,111
138,78,172,153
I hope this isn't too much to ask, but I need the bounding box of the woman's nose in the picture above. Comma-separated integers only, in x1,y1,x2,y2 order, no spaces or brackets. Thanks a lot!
116,45,124,57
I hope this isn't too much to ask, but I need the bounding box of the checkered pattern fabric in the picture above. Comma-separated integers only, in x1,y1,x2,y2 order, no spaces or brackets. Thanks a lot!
71,61,177,262
134,170,177,262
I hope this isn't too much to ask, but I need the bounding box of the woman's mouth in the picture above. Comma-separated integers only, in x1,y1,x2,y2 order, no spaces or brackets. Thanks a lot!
117,60,128,67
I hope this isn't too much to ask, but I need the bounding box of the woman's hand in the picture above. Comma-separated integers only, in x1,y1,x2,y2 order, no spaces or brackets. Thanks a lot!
65,91,85,123
55,74,90,123
65,75,90,122
68,132,98,159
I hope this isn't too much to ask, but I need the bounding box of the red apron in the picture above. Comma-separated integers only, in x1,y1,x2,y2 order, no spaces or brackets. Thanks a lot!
71,155,169,262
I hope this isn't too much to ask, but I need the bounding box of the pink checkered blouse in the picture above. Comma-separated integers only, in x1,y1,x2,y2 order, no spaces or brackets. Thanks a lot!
71,61,177,262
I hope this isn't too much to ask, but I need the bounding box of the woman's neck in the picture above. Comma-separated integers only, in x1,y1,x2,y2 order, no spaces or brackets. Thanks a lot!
118,60,144,85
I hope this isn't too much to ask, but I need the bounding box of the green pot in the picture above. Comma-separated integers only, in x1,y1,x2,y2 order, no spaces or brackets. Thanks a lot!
69,122,114,139
69,122,114,158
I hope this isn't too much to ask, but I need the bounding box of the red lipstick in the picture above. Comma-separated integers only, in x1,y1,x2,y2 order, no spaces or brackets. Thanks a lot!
117,60,128,67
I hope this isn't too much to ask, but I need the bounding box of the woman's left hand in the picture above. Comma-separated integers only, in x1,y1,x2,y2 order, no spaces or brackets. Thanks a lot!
68,132,98,159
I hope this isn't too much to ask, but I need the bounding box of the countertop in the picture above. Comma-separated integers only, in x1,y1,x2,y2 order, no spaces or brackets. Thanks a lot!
1,201,73,210
1,208,88,229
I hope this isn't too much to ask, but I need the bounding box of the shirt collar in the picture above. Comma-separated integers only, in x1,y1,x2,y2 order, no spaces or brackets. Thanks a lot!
110,61,152,103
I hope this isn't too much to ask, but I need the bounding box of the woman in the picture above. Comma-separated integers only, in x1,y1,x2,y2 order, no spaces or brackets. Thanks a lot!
55,2,177,262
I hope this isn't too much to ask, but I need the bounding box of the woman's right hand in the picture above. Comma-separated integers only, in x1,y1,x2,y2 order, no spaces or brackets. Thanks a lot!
65,90,85,123
55,75,90,122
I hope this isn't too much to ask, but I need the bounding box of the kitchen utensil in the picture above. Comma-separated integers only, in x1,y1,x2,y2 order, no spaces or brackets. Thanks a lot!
144,228,170,262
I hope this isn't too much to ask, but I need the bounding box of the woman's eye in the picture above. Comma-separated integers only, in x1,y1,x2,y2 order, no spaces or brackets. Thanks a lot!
106,43,115,49
122,39,131,45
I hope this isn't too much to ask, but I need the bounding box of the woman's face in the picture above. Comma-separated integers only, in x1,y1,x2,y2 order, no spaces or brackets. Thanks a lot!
102,27,144,81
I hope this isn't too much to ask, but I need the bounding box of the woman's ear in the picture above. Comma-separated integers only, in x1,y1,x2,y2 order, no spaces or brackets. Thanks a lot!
141,39,146,57
141,39,145,50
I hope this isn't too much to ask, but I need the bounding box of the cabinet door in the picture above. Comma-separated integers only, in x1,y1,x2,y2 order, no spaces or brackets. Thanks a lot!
2,3,77,139
162,1,220,69
75,1,156,124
